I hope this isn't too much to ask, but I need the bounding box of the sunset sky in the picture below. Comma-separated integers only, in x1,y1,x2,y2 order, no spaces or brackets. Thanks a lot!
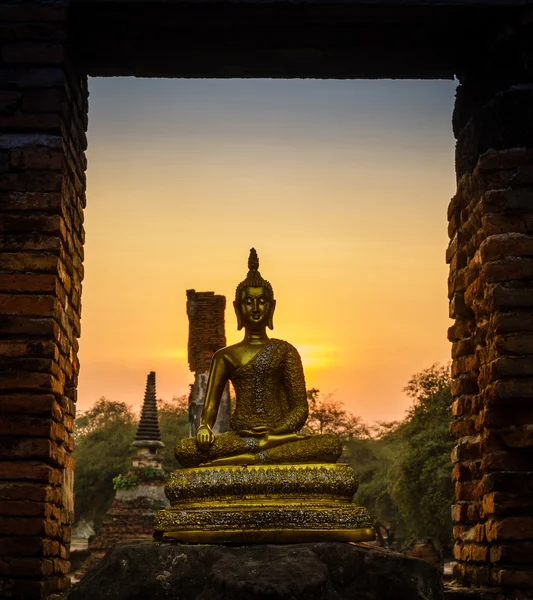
78,77,458,425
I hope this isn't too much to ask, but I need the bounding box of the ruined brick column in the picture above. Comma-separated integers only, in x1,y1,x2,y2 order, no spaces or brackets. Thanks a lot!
448,23,533,597
186,290,230,436
0,1,88,597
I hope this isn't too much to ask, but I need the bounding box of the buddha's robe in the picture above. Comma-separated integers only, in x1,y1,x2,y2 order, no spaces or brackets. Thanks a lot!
176,339,342,467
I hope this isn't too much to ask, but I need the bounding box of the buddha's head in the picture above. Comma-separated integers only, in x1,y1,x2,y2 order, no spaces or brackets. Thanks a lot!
234,248,276,331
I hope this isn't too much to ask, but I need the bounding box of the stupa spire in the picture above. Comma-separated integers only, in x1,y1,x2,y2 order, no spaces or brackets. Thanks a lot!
132,371,164,448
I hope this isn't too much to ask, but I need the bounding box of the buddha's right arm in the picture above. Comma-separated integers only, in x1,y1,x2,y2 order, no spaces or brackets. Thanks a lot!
199,350,230,430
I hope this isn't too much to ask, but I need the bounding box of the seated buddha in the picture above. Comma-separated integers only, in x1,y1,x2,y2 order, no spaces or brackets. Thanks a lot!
175,248,342,468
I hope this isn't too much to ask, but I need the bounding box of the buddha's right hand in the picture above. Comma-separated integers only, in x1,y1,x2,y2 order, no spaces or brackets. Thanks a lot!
196,424,215,452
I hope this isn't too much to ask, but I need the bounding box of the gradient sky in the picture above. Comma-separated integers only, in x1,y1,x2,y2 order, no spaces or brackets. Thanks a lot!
78,77,458,424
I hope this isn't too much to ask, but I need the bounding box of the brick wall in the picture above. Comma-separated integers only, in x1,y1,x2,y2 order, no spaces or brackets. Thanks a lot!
0,2,88,597
186,290,230,435
186,290,226,374
449,32,533,594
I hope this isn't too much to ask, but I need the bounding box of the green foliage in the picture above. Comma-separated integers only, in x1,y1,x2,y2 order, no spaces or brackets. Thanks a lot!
350,363,454,552
304,389,369,440
73,398,136,529
158,395,190,471
112,473,139,490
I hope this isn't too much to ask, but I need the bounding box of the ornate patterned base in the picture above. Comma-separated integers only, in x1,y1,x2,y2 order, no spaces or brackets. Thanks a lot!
154,463,375,543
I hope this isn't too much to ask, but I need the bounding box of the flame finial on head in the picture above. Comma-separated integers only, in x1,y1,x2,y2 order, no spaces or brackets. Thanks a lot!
248,248,259,271
235,248,274,303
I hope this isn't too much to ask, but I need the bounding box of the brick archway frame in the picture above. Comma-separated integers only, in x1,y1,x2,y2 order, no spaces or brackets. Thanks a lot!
0,1,532,598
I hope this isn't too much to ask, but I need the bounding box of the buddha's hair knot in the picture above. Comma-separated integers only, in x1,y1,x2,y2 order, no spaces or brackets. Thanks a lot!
235,248,274,302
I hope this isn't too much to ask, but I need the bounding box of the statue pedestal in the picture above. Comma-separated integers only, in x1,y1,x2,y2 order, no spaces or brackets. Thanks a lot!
154,463,374,543
67,540,443,600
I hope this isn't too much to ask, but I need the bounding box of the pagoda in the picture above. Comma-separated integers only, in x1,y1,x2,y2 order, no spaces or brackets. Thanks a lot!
80,372,168,575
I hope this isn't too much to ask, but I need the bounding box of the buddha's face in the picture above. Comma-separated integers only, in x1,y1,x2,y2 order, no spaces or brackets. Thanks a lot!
234,286,275,330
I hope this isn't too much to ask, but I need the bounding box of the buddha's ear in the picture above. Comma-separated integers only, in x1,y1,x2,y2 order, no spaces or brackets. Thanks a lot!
233,301,243,330
268,299,276,330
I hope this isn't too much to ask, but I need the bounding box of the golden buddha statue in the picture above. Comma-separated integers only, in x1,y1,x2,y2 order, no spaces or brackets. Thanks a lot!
154,249,374,543
176,248,341,468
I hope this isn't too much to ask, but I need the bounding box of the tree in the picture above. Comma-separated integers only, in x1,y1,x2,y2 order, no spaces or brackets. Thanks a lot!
73,398,137,528
157,395,190,471
304,389,369,440
389,363,454,551
350,363,454,553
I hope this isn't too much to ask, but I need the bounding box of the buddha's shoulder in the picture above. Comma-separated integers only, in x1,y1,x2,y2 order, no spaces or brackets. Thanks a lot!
270,339,301,357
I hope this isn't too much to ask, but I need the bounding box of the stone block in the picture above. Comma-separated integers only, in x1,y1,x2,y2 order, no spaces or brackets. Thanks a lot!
67,540,443,600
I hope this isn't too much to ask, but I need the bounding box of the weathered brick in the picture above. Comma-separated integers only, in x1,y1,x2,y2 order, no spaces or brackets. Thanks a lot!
0,91,21,114
452,338,475,360
0,516,59,537
0,483,60,504
452,435,482,463
493,311,533,333
0,252,59,273
2,43,64,64
0,556,54,577
456,481,484,502
0,537,59,557
0,500,59,519
495,334,533,355
22,89,65,113
451,418,479,438
501,425,533,448
484,258,533,283
481,450,533,472
483,189,533,213
452,375,479,396
486,517,533,542
0,171,62,192
492,568,533,588
0,213,66,237
490,542,533,564
0,113,62,134
483,356,533,380
454,543,489,562
0,462,61,484
0,294,57,317
0,273,58,294
9,150,63,171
